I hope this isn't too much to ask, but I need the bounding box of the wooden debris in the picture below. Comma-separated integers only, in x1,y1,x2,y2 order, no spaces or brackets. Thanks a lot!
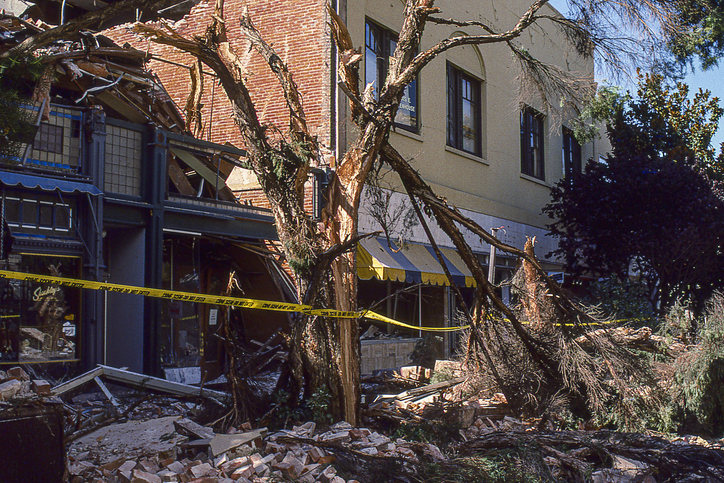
52,365,231,403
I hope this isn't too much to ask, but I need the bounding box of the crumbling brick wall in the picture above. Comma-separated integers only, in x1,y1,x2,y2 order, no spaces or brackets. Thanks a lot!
106,0,333,205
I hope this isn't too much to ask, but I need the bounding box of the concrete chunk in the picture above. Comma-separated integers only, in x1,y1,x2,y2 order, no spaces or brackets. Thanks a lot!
189,462,215,478
209,428,267,457
0,379,22,401
131,469,162,483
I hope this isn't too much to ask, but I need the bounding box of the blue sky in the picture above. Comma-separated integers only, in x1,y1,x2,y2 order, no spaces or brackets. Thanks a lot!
547,0,724,148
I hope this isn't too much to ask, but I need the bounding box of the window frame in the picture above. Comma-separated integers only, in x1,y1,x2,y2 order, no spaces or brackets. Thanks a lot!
446,62,482,157
365,19,419,132
520,106,545,180
4,195,74,234
562,126,582,178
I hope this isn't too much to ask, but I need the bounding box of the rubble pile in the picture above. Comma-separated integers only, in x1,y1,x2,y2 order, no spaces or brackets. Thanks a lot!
0,366,52,401
66,417,448,483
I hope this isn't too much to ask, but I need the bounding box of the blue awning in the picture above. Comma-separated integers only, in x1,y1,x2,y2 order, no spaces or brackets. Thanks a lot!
0,171,102,196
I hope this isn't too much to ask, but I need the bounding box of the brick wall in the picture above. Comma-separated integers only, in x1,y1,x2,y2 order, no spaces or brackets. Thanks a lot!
106,0,333,204
232,183,315,211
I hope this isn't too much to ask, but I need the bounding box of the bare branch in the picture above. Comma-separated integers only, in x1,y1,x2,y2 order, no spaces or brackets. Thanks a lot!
380,142,559,377
133,20,274,176
328,4,364,121
426,16,496,34
2,0,183,58
391,0,550,91
238,9,314,198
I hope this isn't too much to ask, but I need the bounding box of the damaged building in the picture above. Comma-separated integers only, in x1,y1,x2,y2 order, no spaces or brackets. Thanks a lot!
0,13,295,381
102,0,609,371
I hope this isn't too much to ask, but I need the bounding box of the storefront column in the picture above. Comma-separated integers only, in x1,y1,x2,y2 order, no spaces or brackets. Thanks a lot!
81,107,106,370
144,126,167,376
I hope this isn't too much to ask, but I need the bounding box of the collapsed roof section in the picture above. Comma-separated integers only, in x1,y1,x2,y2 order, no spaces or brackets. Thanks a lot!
4,0,200,30
0,12,253,202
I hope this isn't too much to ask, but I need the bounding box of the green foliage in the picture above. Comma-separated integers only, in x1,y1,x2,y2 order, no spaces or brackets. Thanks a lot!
639,72,724,174
665,1,724,73
423,452,552,483
664,292,724,435
393,418,460,446
0,53,44,161
268,387,333,429
306,387,333,425
545,73,724,313
409,335,441,368
570,85,629,145
581,278,656,328
429,366,456,385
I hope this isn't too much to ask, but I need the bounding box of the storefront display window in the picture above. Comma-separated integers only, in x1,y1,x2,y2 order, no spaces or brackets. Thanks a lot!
0,254,81,363
160,238,203,368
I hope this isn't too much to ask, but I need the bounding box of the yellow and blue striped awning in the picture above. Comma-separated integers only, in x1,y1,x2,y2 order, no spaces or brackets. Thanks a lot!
357,237,476,287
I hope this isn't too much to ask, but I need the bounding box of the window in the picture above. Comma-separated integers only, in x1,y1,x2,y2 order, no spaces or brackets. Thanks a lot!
34,123,64,154
4,195,73,234
0,254,81,362
521,106,545,180
447,63,482,156
562,127,581,178
365,19,418,131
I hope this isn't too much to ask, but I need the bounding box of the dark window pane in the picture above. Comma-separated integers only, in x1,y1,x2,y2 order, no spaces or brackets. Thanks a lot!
5,198,21,225
521,106,545,180
55,205,70,232
35,123,64,154
39,202,53,229
21,200,37,227
563,127,582,178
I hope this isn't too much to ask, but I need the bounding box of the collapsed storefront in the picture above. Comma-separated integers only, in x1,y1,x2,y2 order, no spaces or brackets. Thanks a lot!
0,16,294,380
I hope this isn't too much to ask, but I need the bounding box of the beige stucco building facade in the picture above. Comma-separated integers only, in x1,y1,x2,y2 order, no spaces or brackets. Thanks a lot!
351,0,608,271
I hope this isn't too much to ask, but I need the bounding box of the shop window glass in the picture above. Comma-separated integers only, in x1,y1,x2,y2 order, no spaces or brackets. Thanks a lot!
0,254,81,362
161,238,203,368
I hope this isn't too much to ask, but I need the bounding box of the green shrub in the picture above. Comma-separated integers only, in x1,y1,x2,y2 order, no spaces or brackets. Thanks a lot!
581,278,656,328
662,292,724,435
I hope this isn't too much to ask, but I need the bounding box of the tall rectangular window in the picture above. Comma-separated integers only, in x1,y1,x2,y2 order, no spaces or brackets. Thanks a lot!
365,19,418,132
447,63,482,156
521,106,545,180
562,126,582,178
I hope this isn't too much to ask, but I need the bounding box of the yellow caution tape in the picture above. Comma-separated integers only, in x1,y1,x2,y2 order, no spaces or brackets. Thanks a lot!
362,310,470,332
0,269,457,332
0,270,636,333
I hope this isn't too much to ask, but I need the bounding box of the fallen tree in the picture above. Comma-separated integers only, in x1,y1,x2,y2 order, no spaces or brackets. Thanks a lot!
127,0,722,425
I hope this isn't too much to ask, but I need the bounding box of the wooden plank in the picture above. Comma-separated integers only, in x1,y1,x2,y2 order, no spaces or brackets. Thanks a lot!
52,366,104,396
94,376,120,408
98,365,231,402
96,91,148,124
168,155,196,196
171,148,232,198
